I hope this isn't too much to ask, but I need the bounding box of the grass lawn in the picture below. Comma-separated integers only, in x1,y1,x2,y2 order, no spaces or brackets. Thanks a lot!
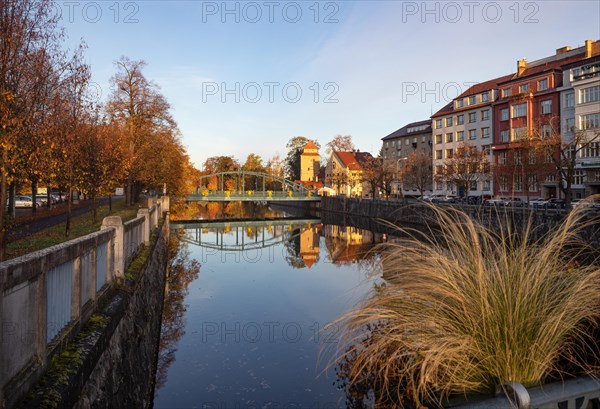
6,200,140,260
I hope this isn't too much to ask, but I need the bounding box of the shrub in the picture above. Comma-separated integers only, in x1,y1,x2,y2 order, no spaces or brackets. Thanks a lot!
332,203,600,407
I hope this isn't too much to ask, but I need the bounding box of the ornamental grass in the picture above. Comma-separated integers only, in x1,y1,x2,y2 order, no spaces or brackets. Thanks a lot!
333,201,600,407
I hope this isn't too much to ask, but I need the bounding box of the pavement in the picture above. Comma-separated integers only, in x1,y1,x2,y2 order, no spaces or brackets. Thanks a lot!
7,197,115,242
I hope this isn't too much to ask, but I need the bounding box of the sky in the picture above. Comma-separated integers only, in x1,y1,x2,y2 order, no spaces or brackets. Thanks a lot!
58,0,600,168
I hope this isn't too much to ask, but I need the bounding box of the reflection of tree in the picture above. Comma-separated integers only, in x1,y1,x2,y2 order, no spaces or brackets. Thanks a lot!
155,231,201,392
170,201,281,221
283,228,306,269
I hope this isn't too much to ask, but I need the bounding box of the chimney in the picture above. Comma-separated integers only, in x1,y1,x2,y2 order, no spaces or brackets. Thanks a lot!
556,46,571,55
517,59,527,76
584,39,600,58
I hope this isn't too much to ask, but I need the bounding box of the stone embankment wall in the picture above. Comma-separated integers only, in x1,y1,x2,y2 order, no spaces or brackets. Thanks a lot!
320,196,600,247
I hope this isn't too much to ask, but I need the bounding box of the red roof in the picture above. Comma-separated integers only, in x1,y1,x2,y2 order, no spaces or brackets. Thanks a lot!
304,140,318,150
457,73,514,98
334,151,373,170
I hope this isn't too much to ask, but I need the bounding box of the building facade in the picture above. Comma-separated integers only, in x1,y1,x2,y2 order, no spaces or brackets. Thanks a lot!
300,140,320,182
559,54,600,197
431,75,511,197
325,151,374,197
491,42,599,200
381,120,432,196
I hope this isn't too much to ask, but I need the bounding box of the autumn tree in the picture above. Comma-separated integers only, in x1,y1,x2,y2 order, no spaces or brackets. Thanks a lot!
436,142,490,198
0,0,66,259
326,134,355,156
265,153,284,190
107,57,176,206
202,155,239,190
401,151,433,198
539,122,600,207
242,153,265,191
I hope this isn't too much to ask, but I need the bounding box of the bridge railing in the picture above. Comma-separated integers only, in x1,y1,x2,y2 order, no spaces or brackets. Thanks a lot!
188,190,319,201
0,195,169,408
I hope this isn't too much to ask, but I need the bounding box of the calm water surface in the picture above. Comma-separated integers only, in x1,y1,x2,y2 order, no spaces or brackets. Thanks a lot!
153,206,385,408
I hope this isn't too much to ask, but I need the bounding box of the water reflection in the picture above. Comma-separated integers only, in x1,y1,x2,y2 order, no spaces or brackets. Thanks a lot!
154,212,391,407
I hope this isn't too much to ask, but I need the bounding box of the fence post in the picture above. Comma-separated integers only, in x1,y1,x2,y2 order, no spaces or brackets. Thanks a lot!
101,216,124,281
160,195,170,215
138,209,150,244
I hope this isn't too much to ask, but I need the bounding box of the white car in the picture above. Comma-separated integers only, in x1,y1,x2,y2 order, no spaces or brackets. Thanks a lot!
14,195,34,207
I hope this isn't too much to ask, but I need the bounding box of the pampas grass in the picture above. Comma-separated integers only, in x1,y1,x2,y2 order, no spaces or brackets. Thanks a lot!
332,202,600,407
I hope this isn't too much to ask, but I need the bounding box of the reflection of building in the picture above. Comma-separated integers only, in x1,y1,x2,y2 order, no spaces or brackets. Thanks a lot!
299,224,321,268
323,224,378,265
325,151,374,197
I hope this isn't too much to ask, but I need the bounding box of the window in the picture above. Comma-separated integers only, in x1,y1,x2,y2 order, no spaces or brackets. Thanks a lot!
500,130,509,142
446,117,454,127
457,131,465,141
528,176,538,192
595,170,600,182
446,133,453,143
519,84,529,93
538,79,548,91
436,119,442,129
481,109,490,121
564,118,575,133
545,150,553,163
499,151,507,165
582,142,600,158
580,85,600,104
565,92,574,108
405,139,410,145
540,100,552,115
481,127,490,138
580,113,600,130
573,170,585,185
501,108,509,121
481,92,489,102
499,176,508,192
469,95,477,105
483,145,491,155
512,103,527,118
435,150,442,159
446,149,453,159
514,175,523,192
503,88,512,97
468,129,477,140
456,99,464,108
512,127,528,141
541,124,552,138
435,134,442,144
483,179,491,190
469,112,477,123
421,136,426,142
457,114,465,125
514,151,522,165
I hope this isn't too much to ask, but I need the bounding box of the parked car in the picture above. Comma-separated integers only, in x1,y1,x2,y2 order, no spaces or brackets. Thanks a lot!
14,195,34,208
546,198,565,209
505,198,525,207
529,199,550,209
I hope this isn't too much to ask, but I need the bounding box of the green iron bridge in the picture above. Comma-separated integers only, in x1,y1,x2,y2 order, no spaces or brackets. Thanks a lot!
186,171,321,202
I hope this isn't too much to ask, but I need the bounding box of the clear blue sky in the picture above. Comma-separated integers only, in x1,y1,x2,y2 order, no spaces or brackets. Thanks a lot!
60,1,600,167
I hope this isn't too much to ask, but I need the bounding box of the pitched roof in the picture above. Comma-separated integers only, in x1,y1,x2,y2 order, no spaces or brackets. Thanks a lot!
333,151,374,170
457,73,514,98
304,140,318,150
381,119,432,141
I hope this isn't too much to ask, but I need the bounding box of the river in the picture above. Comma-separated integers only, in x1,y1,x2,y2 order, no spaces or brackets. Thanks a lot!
152,203,387,408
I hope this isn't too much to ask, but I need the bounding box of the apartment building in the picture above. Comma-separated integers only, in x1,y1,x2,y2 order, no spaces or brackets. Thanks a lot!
430,75,512,197
381,120,432,196
559,54,600,197
491,41,599,200
324,151,374,197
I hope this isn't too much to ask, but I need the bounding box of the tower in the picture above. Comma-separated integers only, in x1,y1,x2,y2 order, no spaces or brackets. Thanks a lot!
300,140,320,182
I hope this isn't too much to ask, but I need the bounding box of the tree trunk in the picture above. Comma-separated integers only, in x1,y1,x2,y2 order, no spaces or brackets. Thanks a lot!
47,188,52,209
8,181,15,218
109,194,112,212
65,186,72,237
92,194,97,224
0,149,7,262
31,179,37,214
126,174,132,207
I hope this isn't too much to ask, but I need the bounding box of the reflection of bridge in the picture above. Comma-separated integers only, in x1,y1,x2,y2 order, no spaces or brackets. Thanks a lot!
187,171,321,202
173,218,320,251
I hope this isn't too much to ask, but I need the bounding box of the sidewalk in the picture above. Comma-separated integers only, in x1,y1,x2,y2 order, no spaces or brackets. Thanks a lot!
8,197,118,242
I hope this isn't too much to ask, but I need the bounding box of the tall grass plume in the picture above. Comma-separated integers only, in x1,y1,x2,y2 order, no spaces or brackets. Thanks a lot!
332,202,600,407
